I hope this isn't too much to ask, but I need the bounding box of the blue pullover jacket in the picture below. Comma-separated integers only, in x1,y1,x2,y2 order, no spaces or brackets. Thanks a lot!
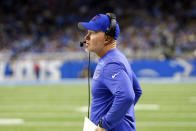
91,49,142,131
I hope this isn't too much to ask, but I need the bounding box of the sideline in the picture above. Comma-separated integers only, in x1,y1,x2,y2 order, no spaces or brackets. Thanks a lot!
0,77,196,86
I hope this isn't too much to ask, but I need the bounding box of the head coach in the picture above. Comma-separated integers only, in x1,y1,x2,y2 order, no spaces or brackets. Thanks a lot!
78,13,142,131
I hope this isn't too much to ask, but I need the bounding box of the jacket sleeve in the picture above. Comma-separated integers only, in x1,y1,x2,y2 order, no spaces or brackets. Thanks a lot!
101,62,135,130
132,72,142,105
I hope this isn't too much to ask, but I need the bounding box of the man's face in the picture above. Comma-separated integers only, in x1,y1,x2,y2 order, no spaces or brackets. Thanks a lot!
85,30,105,54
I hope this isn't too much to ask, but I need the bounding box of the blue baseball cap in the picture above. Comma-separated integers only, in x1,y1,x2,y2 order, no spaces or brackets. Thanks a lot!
78,14,120,40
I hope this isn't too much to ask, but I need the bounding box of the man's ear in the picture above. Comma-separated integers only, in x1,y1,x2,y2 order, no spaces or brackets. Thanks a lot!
104,35,112,46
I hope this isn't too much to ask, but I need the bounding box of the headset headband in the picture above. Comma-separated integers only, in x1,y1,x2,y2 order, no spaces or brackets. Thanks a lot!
105,13,117,38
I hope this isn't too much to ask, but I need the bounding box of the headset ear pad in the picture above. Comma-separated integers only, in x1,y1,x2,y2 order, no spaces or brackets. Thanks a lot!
105,13,117,38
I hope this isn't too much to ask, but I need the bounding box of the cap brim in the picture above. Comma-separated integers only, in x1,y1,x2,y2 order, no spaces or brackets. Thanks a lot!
78,22,100,31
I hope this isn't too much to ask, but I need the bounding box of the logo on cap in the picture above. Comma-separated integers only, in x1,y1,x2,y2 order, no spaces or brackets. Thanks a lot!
91,15,100,21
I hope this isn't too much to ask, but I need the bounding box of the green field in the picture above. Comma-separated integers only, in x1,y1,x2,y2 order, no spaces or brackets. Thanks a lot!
0,83,195,131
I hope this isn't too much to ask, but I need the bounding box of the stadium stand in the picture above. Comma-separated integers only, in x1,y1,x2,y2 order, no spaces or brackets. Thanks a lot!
0,0,196,60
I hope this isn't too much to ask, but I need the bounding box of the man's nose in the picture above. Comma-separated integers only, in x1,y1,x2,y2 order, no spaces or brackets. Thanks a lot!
85,34,90,41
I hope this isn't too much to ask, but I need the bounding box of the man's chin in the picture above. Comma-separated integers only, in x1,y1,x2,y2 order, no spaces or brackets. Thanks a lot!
85,47,93,53
85,47,93,52
85,48,90,53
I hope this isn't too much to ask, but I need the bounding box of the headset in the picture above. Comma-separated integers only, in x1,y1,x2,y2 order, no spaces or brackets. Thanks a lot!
80,13,117,47
105,13,117,38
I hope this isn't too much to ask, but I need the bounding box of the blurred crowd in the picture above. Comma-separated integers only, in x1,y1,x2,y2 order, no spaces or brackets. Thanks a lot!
0,0,196,59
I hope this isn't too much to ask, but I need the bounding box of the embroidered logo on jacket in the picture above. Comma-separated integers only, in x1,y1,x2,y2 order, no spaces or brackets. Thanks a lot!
112,72,120,79
93,72,100,79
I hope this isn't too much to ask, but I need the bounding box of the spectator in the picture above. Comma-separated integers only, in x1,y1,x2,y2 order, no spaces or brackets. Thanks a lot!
0,0,195,59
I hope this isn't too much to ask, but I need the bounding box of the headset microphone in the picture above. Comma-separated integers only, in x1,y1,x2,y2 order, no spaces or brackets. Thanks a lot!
80,40,90,118
80,41,86,47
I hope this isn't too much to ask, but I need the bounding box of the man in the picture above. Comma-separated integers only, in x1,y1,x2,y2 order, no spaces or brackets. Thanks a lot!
78,13,142,131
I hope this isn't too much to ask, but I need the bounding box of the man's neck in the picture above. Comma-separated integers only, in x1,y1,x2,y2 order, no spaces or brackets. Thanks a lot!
96,42,117,58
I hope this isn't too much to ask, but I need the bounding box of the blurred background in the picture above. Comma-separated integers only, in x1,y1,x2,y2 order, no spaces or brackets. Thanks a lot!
0,0,196,80
0,0,195,131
